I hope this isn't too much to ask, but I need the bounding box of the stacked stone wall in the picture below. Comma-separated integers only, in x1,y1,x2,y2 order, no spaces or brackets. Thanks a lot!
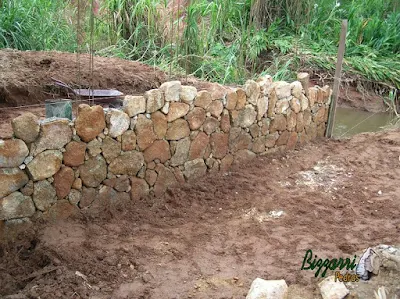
0,74,331,222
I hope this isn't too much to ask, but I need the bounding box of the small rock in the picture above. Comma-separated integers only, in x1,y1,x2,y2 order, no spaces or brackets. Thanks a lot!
145,89,164,113
0,168,29,198
0,139,29,168
0,192,36,220
63,141,86,167
244,80,260,105
53,166,75,199
180,86,197,104
246,278,288,299
106,109,130,138
32,119,72,155
160,81,181,102
194,91,212,109
123,95,146,117
166,119,190,140
26,150,63,181
167,102,190,122
33,180,56,211
75,104,106,142
11,113,40,143
78,155,107,187
318,276,349,299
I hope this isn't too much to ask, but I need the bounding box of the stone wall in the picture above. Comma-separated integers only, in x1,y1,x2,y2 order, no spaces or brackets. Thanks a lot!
0,74,331,222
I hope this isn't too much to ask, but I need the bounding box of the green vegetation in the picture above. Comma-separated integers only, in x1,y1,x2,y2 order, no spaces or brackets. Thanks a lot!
1,0,399,92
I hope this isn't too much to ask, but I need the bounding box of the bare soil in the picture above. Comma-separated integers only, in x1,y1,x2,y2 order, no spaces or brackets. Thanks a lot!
1,129,399,299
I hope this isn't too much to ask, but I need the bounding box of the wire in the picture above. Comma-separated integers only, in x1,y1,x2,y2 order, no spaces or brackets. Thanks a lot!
337,110,382,138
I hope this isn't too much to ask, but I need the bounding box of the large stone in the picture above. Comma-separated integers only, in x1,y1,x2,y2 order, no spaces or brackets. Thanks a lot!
203,117,219,135
269,115,287,133
130,177,149,200
11,113,40,143
229,128,252,153
68,189,81,205
63,141,86,167
304,110,312,126
21,180,34,196
210,133,228,159
308,87,318,107
114,175,130,192
272,81,291,99
151,111,168,139
276,131,290,146
297,73,310,96
256,96,268,120
32,119,72,155
250,124,260,138
290,81,303,98
106,109,130,138
208,100,223,118
287,132,298,150
33,180,56,211
78,155,107,187
187,107,206,130
220,109,231,133
154,164,177,197
246,278,288,299
235,105,257,128
0,168,29,198
160,81,181,102
286,111,297,131
180,86,197,104
296,112,305,132
109,151,144,176
261,118,270,135
235,88,247,110
53,166,75,199
256,75,273,93
265,132,279,148
234,149,256,165
166,119,190,140
26,150,62,181
267,89,278,117
75,104,106,142
244,80,260,105
0,192,35,220
225,91,238,110
300,94,309,111
189,132,209,160
252,137,265,153
123,95,146,117
0,139,28,167
220,154,234,172
194,91,212,109
135,115,157,150
145,89,164,113
275,98,290,114
318,276,349,299
170,137,190,166
144,140,170,163
290,98,301,113
79,187,97,209
87,139,102,157
121,130,137,151
145,169,157,186
101,136,121,163
313,108,326,124
183,159,207,181
167,102,190,122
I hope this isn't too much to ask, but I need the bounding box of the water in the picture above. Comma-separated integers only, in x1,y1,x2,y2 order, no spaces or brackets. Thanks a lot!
333,107,396,138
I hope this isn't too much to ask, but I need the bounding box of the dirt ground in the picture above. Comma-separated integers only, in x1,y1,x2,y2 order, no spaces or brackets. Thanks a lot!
1,129,399,298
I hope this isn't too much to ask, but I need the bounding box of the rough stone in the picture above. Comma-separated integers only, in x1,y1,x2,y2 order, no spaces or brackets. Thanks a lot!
290,81,303,98
235,88,247,110
144,89,164,113
220,154,234,172
114,176,130,192
235,105,257,128
123,95,146,117
78,155,107,187
189,132,209,160
318,276,349,299
183,159,207,181
154,164,177,197
11,113,40,143
145,169,157,186
308,87,318,107
246,278,288,299
287,132,298,150
249,124,260,138
208,100,223,118
252,137,265,153
229,128,252,153
265,132,279,148
161,102,169,114
135,115,157,150
160,81,181,102
244,80,260,105
33,180,56,211
272,81,291,99
53,166,74,199
194,91,212,109
267,89,278,117
101,136,121,163
106,109,130,138
0,139,29,168
63,141,86,167
151,111,168,139
304,110,312,126
256,96,268,120
275,98,290,114
317,124,326,137
72,178,82,190
26,150,62,181
21,180,34,196
130,177,149,200
286,111,297,131
187,107,206,130
121,130,137,151
234,149,256,165
170,137,190,166
68,189,81,205
0,168,29,198
269,115,287,133
290,98,301,113
32,119,72,155
261,118,270,135
166,119,190,140
87,139,102,157
75,104,106,142
109,151,144,176
0,192,35,220
203,117,219,135
167,102,190,122
296,112,304,132
144,140,170,163
276,131,290,146
313,108,326,124
305,123,317,140
210,133,228,159
79,187,97,209
300,94,309,111
180,86,197,104
220,109,231,133
225,91,238,110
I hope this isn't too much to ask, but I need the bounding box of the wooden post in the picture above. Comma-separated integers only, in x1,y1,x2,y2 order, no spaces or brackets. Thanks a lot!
326,19,348,138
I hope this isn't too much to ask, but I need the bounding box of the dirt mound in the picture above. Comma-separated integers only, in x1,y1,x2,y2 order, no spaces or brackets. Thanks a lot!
1,129,399,298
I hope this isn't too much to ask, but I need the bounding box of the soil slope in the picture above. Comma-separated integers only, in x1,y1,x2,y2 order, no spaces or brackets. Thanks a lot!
1,129,399,298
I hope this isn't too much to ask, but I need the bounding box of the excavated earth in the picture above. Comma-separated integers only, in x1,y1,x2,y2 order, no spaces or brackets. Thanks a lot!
1,129,399,298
